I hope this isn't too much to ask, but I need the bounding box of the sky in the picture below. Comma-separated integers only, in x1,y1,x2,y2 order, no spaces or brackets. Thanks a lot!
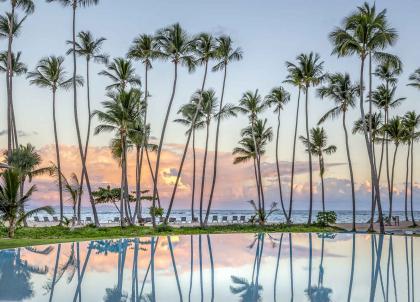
1,0,420,210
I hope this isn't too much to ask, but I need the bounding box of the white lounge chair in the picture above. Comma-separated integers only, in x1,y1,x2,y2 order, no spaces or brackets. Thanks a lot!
232,216,238,223
240,216,246,223
43,217,50,222
211,215,218,223
34,216,40,223
222,216,228,223
181,217,187,223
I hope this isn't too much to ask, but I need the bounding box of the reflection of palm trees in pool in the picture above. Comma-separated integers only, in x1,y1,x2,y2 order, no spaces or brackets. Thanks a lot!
230,233,265,301
207,234,215,302
347,234,355,302
273,233,284,302
385,236,397,301
370,235,385,301
167,236,183,301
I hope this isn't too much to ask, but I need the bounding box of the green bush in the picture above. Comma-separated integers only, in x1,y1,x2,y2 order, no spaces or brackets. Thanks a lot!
156,223,173,232
149,206,164,217
316,211,337,226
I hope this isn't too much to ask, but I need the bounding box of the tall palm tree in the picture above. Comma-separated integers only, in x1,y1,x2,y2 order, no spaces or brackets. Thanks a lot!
205,35,242,225
286,52,324,224
237,90,268,219
94,89,141,226
165,33,217,224
0,0,34,162
300,127,337,212
403,111,420,226
128,34,159,220
284,62,305,223
265,86,290,221
46,0,101,226
151,23,196,227
172,99,205,222
61,171,82,223
99,57,141,91
0,168,53,238
329,2,397,233
318,72,359,231
0,50,27,149
67,30,108,222
27,56,81,222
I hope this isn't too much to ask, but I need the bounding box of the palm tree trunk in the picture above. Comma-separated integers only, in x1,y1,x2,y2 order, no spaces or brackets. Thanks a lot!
288,88,301,223
253,158,262,211
385,110,392,220
410,137,417,226
305,87,313,224
359,56,385,234
49,244,61,302
151,62,178,227
388,145,398,221
6,5,15,163
343,112,356,232
77,58,92,224
347,233,356,301
256,148,265,217
9,78,18,149
404,143,410,222
145,147,161,207
207,234,215,302
199,122,210,226
167,236,183,301
71,4,100,227
52,90,64,222
319,155,325,212
119,136,126,227
275,111,288,221
205,65,228,225
134,145,141,222
191,129,196,221
166,61,209,222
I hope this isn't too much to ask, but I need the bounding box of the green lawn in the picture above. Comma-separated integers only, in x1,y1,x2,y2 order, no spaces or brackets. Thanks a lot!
0,224,342,250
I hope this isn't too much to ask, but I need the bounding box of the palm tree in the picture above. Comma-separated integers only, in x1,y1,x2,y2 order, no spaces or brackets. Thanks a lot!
99,57,141,91
172,99,205,222
284,62,305,223
329,2,397,233
61,172,82,223
265,86,290,221
403,111,420,226
0,168,53,238
165,33,217,224
67,30,108,222
0,50,27,150
94,89,141,226
27,56,81,222
300,127,337,212
318,72,359,231
205,35,242,225
46,0,101,227
0,0,34,162
286,52,324,224
128,34,159,220
151,23,196,227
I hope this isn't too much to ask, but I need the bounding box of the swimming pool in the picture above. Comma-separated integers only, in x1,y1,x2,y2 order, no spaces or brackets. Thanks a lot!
0,233,417,301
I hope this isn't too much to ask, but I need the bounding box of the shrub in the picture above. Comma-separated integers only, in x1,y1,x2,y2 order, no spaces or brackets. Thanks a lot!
316,211,337,226
156,223,173,233
149,206,164,217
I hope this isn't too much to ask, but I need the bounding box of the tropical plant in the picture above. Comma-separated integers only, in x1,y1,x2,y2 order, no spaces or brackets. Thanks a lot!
204,35,242,225
27,56,82,222
46,0,101,227
99,57,140,91
62,172,82,223
286,52,324,224
67,30,108,222
329,2,397,233
300,127,337,212
318,72,359,231
265,86,290,221
94,89,141,226
315,211,337,226
0,168,53,238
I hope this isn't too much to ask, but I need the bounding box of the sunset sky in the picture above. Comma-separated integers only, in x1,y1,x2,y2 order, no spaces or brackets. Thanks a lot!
1,0,420,210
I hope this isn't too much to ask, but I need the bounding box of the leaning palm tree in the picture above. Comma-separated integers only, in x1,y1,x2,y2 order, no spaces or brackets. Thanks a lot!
0,50,27,149
67,30,108,222
127,33,159,220
300,127,337,212
204,35,243,226
0,0,34,161
286,52,324,224
403,111,420,226
151,23,196,227
94,89,141,226
0,168,53,238
318,72,359,231
99,57,141,91
265,86,290,222
46,0,101,226
165,33,217,224
383,117,407,222
27,56,82,222
329,2,397,233
61,172,82,224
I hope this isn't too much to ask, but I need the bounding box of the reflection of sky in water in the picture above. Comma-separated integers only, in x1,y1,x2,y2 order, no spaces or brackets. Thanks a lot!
0,233,417,301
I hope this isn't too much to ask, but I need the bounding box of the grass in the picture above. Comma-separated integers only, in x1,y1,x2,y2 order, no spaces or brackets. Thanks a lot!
0,223,342,250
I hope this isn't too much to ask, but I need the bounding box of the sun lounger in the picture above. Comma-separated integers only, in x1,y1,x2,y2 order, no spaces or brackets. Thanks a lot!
85,217,92,224
232,216,238,223
108,217,120,223
181,217,187,223
34,216,40,223
43,217,50,222
211,215,218,223
53,216,59,223
169,217,176,223
145,217,152,223
240,216,246,223
222,216,228,223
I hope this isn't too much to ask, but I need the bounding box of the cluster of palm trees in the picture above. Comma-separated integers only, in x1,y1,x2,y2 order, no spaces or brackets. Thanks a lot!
0,1,419,232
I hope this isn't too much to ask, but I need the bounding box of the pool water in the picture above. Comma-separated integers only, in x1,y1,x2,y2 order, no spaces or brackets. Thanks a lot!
0,233,417,301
